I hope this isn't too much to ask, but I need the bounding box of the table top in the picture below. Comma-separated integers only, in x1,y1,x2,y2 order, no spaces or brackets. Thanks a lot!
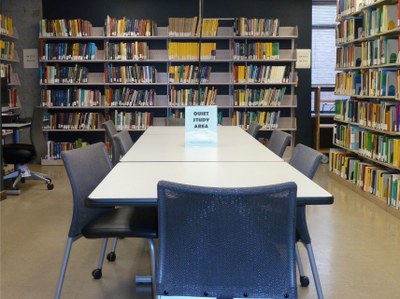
88,161,333,207
121,126,283,162
2,122,31,129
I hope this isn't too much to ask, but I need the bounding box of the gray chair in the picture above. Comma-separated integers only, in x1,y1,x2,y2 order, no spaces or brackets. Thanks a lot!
113,130,134,155
247,121,262,138
156,180,298,299
102,120,120,166
166,118,185,126
289,143,324,298
3,106,53,194
267,130,292,157
55,142,157,299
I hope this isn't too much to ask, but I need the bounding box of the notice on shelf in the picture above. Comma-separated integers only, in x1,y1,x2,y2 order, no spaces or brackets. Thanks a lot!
23,48,38,68
296,49,311,69
185,106,218,147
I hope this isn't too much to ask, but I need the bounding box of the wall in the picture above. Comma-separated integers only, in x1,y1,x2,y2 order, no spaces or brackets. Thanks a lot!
39,0,311,145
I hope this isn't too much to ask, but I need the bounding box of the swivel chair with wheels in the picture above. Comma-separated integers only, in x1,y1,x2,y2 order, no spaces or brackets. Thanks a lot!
156,180,298,299
3,106,53,194
55,142,157,299
247,121,262,138
266,130,292,157
289,143,324,298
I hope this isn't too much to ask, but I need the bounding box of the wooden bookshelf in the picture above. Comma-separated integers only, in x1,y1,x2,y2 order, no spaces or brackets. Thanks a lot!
39,17,298,163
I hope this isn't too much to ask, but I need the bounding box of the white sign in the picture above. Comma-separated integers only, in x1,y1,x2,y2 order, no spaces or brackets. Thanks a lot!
23,48,38,69
296,49,311,69
185,106,218,147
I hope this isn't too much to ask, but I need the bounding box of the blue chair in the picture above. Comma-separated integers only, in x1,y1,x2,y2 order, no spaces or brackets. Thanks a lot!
55,142,157,299
113,130,134,155
102,120,119,166
157,180,298,299
267,130,292,157
289,143,324,298
247,121,262,138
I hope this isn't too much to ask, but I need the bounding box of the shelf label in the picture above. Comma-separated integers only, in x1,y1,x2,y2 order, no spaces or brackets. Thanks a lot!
185,106,217,147
296,49,311,69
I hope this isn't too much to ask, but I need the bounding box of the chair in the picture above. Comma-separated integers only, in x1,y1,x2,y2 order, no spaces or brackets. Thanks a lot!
55,142,157,299
267,130,292,157
166,118,185,126
3,106,53,194
289,143,324,298
247,121,262,138
102,120,120,166
156,180,298,299
113,130,134,155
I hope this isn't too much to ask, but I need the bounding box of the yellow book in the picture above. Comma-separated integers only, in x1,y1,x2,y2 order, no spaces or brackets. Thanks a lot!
6,15,12,35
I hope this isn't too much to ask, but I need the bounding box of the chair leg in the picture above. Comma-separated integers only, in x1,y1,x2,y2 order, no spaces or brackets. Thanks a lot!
92,238,108,279
106,238,118,262
55,237,74,299
296,243,310,287
305,243,324,299
147,238,156,299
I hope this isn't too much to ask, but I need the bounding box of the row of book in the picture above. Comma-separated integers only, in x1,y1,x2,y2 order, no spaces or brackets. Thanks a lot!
40,19,93,37
39,64,89,84
41,88,102,107
329,149,400,208
168,65,211,83
104,16,156,37
168,17,219,37
0,14,13,36
5,87,18,108
335,99,400,133
336,0,391,18
112,110,152,129
232,110,280,129
234,65,290,84
234,18,280,37
169,86,217,106
0,64,13,84
44,112,103,129
45,139,89,160
336,4,399,44
40,42,97,61
336,37,398,69
0,40,15,60
105,41,149,60
234,87,286,107
334,123,400,167
105,64,157,83
168,42,216,60
105,88,156,106
232,41,280,60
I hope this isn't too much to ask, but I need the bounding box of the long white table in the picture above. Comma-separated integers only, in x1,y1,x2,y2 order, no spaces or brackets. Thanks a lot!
121,126,283,162
88,162,333,207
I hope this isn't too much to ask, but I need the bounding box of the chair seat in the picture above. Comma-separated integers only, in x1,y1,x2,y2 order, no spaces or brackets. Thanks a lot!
3,143,35,164
82,207,158,239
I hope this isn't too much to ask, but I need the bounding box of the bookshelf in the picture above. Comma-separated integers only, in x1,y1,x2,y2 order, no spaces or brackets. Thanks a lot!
39,17,298,164
333,0,400,218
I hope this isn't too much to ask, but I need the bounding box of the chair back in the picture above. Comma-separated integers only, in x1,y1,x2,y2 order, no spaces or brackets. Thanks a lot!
102,120,120,165
289,143,323,179
61,142,113,238
157,181,298,299
267,130,292,157
30,107,47,163
167,118,185,126
247,121,262,138
113,130,134,155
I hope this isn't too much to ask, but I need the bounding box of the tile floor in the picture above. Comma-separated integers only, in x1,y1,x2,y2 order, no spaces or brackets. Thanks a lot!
1,163,400,299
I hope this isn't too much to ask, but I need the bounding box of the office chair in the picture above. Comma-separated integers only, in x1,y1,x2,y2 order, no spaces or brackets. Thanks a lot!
55,142,157,299
102,120,120,166
3,106,53,194
247,121,262,138
166,118,185,126
113,130,134,155
156,180,298,299
289,143,324,298
267,130,292,157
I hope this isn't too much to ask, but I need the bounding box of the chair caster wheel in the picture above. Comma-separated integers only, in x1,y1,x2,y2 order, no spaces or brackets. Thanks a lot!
107,251,116,262
47,183,54,190
300,275,310,287
92,268,102,279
